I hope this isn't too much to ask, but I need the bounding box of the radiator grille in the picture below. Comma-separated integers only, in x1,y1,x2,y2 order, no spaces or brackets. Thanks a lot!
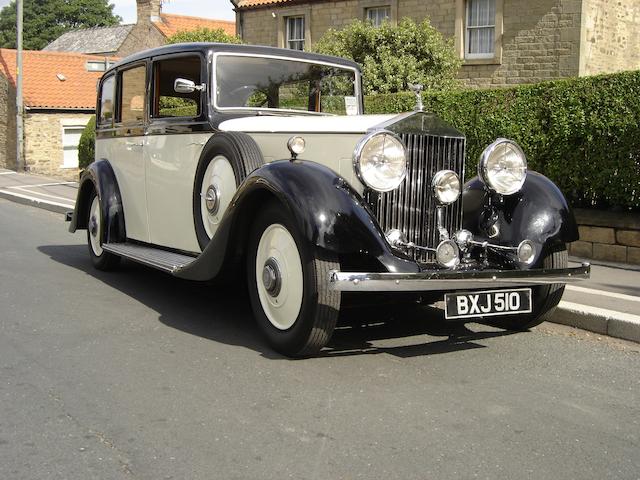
374,134,466,263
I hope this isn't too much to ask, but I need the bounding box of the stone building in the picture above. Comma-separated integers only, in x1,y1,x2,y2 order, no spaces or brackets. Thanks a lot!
231,0,640,87
0,49,108,179
44,0,236,58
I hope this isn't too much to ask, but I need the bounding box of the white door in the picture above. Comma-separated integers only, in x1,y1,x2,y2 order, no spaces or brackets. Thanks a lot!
108,63,150,243
144,54,207,253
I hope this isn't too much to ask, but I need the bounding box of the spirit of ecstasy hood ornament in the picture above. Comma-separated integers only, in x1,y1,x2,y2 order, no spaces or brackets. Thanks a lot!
408,83,424,112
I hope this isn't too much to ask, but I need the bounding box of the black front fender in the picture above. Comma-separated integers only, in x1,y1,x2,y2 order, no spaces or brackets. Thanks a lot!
462,171,579,257
176,160,419,281
68,159,126,244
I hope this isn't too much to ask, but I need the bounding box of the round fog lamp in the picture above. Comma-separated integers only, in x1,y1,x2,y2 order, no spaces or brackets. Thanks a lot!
436,240,460,268
432,170,461,205
385,228,408,248
517,240,536,264
287,136,306,157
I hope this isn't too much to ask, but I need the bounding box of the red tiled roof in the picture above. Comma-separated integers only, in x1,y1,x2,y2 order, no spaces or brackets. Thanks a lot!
0,49,117,110
235,0,297,9
153,13,236,37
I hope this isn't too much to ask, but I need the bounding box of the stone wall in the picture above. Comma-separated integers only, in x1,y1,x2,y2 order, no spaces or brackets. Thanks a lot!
23,112,92,181
117,0,166,57
580,0,640,76
0,72,17,170
460,0,582,87
568,209,640,265
117,21,166,58
239,0,583,88
240,0,456,54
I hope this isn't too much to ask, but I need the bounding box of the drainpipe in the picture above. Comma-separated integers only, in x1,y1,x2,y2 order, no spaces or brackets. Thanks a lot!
15,0,24,171
230,0,243,41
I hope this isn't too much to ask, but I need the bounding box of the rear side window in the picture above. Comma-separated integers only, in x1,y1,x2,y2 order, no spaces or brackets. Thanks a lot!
152,56,202,118
118,65,146,124
98,75,115,125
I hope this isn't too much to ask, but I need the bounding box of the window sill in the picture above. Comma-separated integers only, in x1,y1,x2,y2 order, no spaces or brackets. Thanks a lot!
463,57,502,66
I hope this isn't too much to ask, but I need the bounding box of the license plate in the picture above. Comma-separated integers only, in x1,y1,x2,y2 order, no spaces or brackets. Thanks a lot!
444,288,532,320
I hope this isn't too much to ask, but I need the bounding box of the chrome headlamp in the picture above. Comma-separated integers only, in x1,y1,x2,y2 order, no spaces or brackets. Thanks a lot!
354,131,408,192
478,139,527,195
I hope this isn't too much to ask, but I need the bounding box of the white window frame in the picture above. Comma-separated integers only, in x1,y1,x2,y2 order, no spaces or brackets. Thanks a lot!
366,6,391,27
465,0,496,60
60,118,90,169
286,16,305,51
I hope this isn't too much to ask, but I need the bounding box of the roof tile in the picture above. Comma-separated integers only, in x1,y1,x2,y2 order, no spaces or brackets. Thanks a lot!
0,49,118,110
153,14,236,37
235,0,297,9
43,24,134,54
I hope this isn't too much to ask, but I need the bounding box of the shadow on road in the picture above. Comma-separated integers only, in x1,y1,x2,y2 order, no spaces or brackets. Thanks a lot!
39,244,517,359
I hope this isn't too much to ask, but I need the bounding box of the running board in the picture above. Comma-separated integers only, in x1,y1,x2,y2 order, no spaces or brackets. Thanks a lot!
102,242,197,274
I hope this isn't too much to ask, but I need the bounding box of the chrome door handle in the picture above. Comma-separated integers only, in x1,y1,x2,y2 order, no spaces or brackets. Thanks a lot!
126,141,144,148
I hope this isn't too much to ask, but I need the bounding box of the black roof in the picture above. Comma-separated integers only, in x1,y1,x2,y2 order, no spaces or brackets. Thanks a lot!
108,43,361,73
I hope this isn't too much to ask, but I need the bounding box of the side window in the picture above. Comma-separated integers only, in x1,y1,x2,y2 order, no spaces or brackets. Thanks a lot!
98,75,115,125
152,56,202,119
118,65,146,124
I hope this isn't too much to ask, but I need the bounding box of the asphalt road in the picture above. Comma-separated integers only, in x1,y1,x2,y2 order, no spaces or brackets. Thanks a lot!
1,198,639,480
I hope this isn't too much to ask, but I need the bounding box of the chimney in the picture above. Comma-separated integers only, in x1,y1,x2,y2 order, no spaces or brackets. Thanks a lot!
136,0,162,24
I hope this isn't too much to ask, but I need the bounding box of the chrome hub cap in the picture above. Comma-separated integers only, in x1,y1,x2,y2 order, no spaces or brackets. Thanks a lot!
262,257,282,297
89,216,98,236
204,185,219,214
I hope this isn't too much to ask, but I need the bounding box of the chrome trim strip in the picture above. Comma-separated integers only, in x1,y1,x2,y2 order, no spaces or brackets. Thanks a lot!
328,263,591,292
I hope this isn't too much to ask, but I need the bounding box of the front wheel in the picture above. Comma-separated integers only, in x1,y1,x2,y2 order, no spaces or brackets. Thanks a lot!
87,191,120,271
247,202,341,357
488,244,567,330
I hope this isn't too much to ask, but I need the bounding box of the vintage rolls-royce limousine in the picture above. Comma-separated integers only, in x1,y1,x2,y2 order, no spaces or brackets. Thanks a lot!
68,43,590,357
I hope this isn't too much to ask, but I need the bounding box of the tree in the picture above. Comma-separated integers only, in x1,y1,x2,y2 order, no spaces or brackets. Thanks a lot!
312,18,461,95
0,0,121,50
166,27,242,45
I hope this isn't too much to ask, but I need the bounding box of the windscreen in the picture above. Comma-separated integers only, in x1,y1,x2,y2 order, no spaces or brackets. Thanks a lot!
215,55,359,115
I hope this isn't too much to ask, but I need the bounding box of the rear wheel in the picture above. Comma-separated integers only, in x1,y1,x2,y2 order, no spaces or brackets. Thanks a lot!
247,202,341,357
488,244,567,330
87,191,120,271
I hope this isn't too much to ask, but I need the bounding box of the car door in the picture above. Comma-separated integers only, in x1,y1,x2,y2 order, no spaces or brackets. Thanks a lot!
108,62,150,243
144,53,211,253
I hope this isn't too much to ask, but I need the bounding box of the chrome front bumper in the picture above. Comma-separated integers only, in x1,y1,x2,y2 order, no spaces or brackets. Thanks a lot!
328,263,591,292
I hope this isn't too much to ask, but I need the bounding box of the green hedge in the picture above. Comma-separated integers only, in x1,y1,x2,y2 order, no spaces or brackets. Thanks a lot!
365,71,640,210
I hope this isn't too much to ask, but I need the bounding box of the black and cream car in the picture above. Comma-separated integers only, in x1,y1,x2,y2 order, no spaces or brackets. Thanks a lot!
68,43,590,357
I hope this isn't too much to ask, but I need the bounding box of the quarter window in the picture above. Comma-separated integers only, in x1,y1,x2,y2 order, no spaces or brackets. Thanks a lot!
366,6,390,27
118,65,146,124
465,0,496,59
98,75,115,125
286,16,305,50
151,56,201,118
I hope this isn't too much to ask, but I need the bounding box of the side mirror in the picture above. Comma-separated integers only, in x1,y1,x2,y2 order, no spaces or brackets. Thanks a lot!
174,78,205,94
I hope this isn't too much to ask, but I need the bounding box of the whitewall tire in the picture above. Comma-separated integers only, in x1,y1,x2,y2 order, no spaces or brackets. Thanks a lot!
247,202,341,357
86,191,120,271
199,155,237,240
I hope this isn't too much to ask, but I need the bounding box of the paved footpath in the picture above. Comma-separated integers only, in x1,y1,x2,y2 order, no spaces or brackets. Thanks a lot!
1,168,638,343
